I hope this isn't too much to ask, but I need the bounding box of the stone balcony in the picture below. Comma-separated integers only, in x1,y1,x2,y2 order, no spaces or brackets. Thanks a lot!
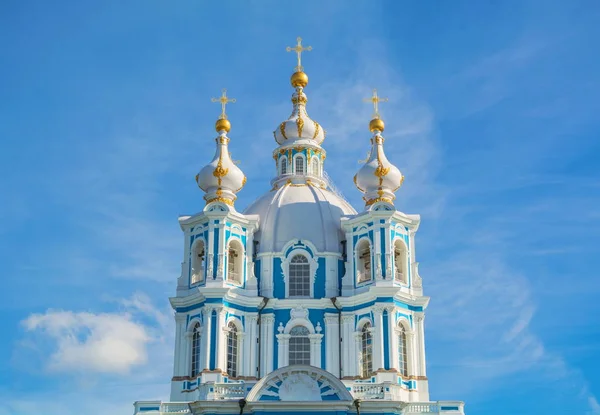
134,398,464,414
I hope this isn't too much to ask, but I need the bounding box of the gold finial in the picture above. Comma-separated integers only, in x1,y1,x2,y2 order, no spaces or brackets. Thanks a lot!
286,37,312,73
364,89,388,119
364,89,388,132
211,89,236,120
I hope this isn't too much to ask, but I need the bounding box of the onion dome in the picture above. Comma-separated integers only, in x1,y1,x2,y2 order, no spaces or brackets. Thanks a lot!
274,37,324,146
354,89,404,208
195,90,246,207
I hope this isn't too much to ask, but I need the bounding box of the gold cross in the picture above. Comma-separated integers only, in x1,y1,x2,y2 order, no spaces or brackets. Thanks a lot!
286,37,312,72
363,89,388,119
211,89,236,119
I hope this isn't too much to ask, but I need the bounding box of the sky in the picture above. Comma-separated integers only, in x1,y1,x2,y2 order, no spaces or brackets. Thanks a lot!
1,1,599,414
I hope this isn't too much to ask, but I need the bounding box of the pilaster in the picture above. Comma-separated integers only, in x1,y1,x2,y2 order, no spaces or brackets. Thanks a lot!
324,314,340,376
372,307,385,371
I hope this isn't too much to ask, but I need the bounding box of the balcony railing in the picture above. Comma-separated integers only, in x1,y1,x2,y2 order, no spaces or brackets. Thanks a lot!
133,402,190,414
198,382,250,400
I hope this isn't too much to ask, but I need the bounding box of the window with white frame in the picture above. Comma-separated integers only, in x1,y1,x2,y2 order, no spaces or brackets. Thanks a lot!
398,324,408,376
394,240,407,283
361,323,373,377
191,323,201,377
294,155,305,175
227,240,243,284
357,240,372,283
281,157,288,175
289,254,310,297
311,157,319,176
289,325,311,365
191,240,205,284
226,322,239,377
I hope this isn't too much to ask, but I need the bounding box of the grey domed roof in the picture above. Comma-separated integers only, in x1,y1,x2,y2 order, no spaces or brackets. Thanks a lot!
243,184,356,253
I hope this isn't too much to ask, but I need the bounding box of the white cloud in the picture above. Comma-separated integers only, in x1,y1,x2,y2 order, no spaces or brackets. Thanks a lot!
21,292,172,376
23,310,149,374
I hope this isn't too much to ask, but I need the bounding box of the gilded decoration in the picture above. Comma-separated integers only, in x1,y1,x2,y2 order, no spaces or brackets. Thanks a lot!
365,196,394,206
292,95,308,105
312,121,320,139
280,122,288,140
206,197,234,206
354,174,365,192
296,117,304,137
236,176,247,192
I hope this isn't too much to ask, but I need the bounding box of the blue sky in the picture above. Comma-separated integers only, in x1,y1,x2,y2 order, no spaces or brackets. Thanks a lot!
1,1,599,414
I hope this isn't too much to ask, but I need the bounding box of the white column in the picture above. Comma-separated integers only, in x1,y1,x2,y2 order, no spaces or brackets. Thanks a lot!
415,313,427,376
388,307,398,372
246,315,258,378
276,333,290,368
216,222,225,280
207,221,216,282
237,331,246,377
340,315,353,377
309,334,324,368
260,315,275,376
216,308,227,371
372,307,385,371
202,307,213,370
374,227,383,281
245,229,258,292
353,331,362,376
173,313,186,376
407,329,416,376
324,314,340,376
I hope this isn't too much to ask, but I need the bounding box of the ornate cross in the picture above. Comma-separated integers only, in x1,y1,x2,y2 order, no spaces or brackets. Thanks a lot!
363,89,388,119
211,88,236,119
286,37,312,72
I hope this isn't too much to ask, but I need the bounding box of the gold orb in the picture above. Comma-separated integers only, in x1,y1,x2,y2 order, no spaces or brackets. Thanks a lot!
369,117,385,132
215,118,231,133
291,71,309,88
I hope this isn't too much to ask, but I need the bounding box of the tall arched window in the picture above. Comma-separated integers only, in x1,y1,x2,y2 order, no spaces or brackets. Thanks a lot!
394,240,407,284
191,240,205,284
226,322,239,377
294,155,305,175
281,157,288,175
361,323,373,377
311,158,319,176
289,254,310,297
398,324,408,376
356,240,372,283
289,325,310,365
191,323,201,377
227,240,243,284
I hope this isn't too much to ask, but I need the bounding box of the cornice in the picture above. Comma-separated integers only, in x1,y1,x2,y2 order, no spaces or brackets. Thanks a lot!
178,210,259,231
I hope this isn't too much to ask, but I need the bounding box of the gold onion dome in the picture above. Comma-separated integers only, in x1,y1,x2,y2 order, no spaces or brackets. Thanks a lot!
273,37,324,146
196,89,246,208
369,117,385,133
215,117,231,133
354,89,404,208
291,71,309,88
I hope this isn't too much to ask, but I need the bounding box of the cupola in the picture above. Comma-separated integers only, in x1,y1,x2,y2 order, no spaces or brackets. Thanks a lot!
354,89,404,208
196,89,246,207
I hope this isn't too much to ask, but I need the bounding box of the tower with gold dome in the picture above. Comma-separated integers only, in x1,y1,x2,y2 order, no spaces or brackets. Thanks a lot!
133,38,465,415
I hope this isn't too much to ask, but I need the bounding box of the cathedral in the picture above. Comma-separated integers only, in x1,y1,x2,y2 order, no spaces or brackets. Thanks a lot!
133,38,465,415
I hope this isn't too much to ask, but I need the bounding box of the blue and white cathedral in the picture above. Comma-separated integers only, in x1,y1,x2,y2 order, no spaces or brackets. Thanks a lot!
134,38,465,415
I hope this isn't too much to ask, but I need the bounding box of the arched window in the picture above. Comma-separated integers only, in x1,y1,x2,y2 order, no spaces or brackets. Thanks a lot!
227,240,243,284
191,240,205,284
289,254,310,297
398,324,408,376
191,323,201,377
356,240,372,283
361,323,373,377
294,155,305,175
281,157,288,175
311,158,319,176
226,322,239,377
394,240,407,284
289,325,310,365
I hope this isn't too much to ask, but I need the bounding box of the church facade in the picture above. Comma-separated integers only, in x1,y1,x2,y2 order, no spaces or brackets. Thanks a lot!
133,38,465,415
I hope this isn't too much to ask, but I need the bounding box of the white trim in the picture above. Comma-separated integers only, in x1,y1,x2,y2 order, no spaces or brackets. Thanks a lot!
392,237,409,285
225,237,244,286
293,153,307,175
190,237,207,285
355,237,373,285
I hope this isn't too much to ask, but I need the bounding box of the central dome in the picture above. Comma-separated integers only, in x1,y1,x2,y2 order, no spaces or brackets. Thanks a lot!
244,185,356,253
